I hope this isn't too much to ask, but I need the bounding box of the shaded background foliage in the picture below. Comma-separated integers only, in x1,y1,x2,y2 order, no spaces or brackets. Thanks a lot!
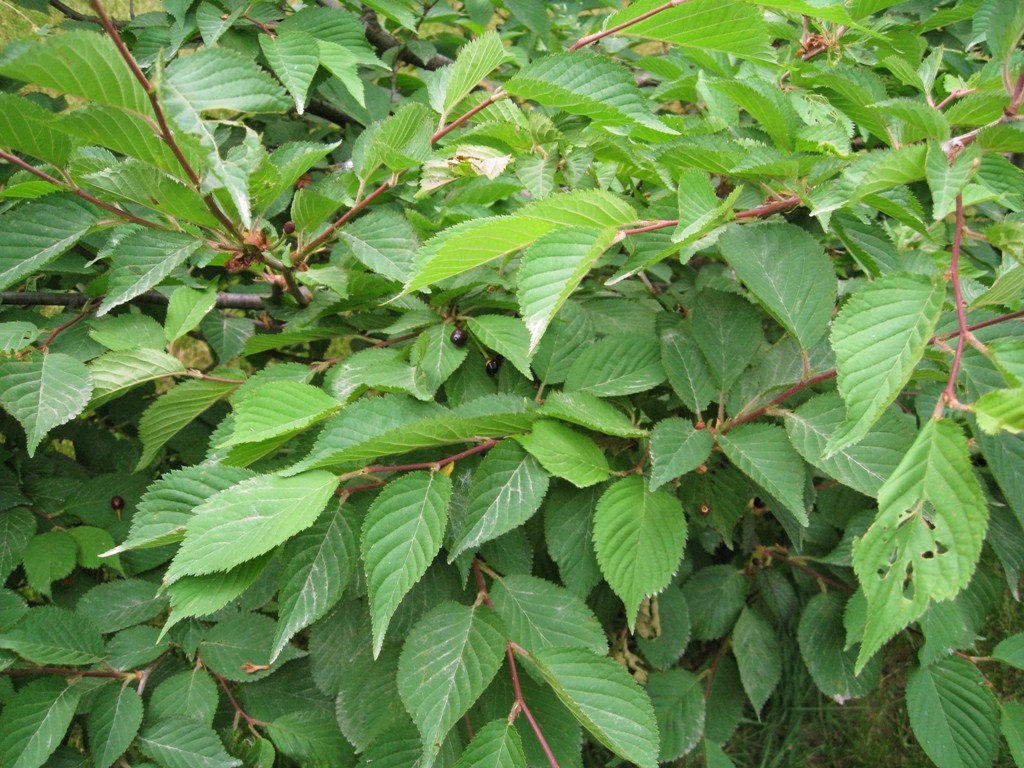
0,0,1023,766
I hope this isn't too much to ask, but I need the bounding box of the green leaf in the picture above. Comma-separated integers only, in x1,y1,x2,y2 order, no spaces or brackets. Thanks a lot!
529,646,659,768
0,353,92,456
397,601,507,767
163,556,271,634
340,209,419,284
362,102,434,175
784,393,917,498
77,580,166,634
593,475,687,632
89,313,166,352
0,196,98,291
798,592,881,702
466,315,534,380
906,656,999,768
732,607,781,715
164,46,289,115
827,273,944,454
563,334,665,396
86,684,143,768
974,387,1024,435
266,709,353,766
506,51,674,135
260,30,318,114
983,0,1024,59
199,612,301,683
453,719,527,768
544,484,602,597
604,0,773,61
670,169,730,247
222,381,341,447
412,324,469,396
926,142,978,220
164,287,217,343
853,420,988,672
0,509,35,582
165,471,340,582
318,41,365,107
649,418,714,491
438,31,510,118
660,326,716,414
0,678,84,768
0,31,149,113
518,226,618,354
649,669,704,762
993,632,1024,669
0,93,75,165
404,191,635,294
138,717,243,768
0,606,103,665
88,349,186,408
538,389,644,438
717,222,836,348
491,573,607,655
718,423,807,525
136,372,241,469
689,289,763,390
683,565,746,641
449,441,549,560
272,501,355,661
149,668,219,726
0,322,39,354
362,471,452,657
98,229,206,316
514,419,611,488
21,532,77,597
711,79,796,151
1002,702,1024,767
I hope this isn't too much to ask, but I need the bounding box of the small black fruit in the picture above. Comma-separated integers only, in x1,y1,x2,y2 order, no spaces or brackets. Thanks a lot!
110,495,124,511
485,357,502,375
450,328,468,346
283,220,295,234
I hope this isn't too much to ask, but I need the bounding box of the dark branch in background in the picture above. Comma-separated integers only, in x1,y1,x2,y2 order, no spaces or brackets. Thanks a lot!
358,4,452,69
1,290,273,310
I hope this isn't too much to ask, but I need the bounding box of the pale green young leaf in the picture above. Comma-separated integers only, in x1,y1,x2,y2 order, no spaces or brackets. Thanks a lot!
784,393,917,498
412,324,469,396
318,41,365,107
277,6,381,67
453,719,527,768
984,0,1024,60
138,717,243,768
906,656,999,768
466,315,534,380
538,389,645,438
718,222,836,348
926,142,978,220
0,353,92,457
827,273,944,454
0,31,149,113
164,46,290,115
649,418,714,491
529,646,659,768
506,51,675,135
732,607,781,715
518,226,618,354
253,140,340,213
164,470,340,582
564,334,665,396
109,465,253,555
439,31,510,118
491,574,606,655
689,289,763,390
0,196,98,291
98,230,206,316
649,669,705,762
671,169,721,245
405,191,634,295
593,475,687,631
164,287,217,344
272,501,355,661
603,0,773,61
221,380,341,447
136,372,242,469
974,387,1024,435
449,441,548,560
0,606,103,665
660,326,716,414
711,79,796,151
397,602,507,768
88,350,186,409
363,102,434,174
514,419,610,488
0,678,84,768
854,420,987,672
718,423,807,525
260,30,319,114
362,471,451,657
86,684,143,768
0,93,76,165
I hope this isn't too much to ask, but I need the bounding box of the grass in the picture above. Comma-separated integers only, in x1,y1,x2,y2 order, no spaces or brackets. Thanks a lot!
0,0,162,46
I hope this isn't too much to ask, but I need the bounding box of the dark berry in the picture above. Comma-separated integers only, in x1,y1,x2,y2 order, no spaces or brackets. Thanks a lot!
450,328,468,346
110,495,124,511
283,220,295,234
485,357,502,375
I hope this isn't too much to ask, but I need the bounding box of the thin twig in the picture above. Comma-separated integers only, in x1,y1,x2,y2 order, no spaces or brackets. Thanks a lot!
338,439,498,484
765,546,853,593
568,0,695,52
49,0,128,26
215,673,267,728
933,194,969,418
38,299,100,352
721,370,837,434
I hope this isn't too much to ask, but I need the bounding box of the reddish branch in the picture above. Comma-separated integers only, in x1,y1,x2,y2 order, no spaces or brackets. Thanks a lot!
338,439,498,489
764,545,852,593
618,195,802,238
721,369,837,434
215,672,267,730
933,194,970,418
473,560,560,768
568,0,696,52
38,299,100,352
